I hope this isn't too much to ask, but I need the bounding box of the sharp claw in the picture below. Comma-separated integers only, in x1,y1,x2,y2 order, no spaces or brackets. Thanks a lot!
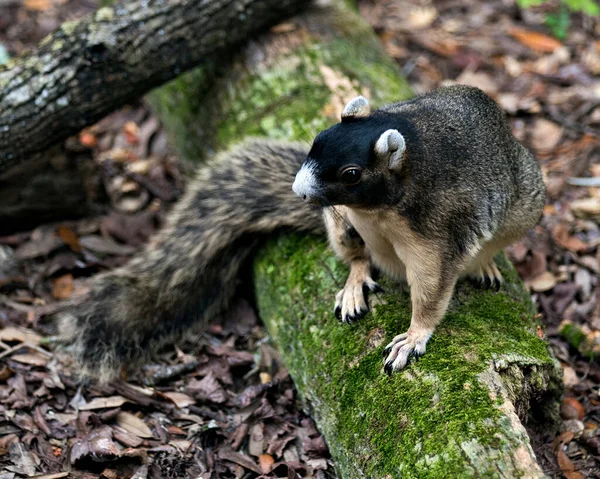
344,314,354,325
371,284,384,294
383,346,392,357
384,361,393,375
334,306,342,320
493,279,501,292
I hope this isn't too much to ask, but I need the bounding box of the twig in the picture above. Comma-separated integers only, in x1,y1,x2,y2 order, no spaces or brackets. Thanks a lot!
566,177,600,187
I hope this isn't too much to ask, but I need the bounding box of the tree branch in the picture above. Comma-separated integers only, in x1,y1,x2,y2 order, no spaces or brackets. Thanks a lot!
0,0,308,174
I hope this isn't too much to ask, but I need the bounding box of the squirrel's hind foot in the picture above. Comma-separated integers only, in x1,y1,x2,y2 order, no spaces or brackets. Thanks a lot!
468,260,503,291
382,327,432,374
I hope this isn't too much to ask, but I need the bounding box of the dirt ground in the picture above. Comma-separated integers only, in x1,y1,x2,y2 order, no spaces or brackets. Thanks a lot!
0,0,599,477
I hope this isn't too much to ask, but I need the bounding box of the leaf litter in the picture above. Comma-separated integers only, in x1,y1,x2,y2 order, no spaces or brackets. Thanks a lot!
1,0,600,477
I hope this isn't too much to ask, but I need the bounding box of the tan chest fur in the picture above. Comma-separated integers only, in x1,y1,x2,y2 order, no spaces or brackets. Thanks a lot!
345,207,415,280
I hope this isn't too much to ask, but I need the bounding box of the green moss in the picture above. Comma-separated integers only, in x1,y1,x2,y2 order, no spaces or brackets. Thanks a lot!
560,322,599,358
255,235,558,478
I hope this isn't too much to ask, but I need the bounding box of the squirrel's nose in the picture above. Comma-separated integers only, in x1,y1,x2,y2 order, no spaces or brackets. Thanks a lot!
303,195,307,200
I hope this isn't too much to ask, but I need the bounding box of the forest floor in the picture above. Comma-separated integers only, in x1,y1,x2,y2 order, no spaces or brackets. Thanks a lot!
0,0,599,478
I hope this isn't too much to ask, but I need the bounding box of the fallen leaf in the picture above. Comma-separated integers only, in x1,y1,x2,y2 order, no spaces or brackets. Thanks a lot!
407,6,437,29
563,365,579,387
454,70,498,96
57,226,81,253
527,271,557,292
8,442,39,476
531,118,563,151
509,28,563,53
79,396,129,410
259,454,275,474
571,198,600,220
112,426,144,448
71,426,121,464
0,327,42,345
79,235,137,256
552,224,589,253
79,130,98,148
24,0,50,11
30,473,69,479
557,449,584,479
561,398,585,420
161,391,196,409
52,274,73,300
217,447,261,474
15,235,63,260
270,22,296,34
186,372,228,404
116,412,153,439
123,122,140,145
11,353,48,367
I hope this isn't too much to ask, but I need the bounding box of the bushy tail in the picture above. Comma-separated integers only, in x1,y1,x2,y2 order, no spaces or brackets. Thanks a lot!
58,140,323,382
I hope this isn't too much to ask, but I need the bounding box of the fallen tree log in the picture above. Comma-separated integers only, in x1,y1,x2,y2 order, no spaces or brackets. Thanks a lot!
146,1,563,477
0,0,307,174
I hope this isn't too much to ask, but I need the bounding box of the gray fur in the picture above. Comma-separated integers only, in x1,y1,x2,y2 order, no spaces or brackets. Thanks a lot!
59,85,545,381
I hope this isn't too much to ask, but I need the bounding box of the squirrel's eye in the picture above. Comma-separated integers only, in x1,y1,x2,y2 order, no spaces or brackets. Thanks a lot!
340,167,362,185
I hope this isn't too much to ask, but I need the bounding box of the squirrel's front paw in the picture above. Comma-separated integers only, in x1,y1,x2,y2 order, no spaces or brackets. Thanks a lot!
334,276,382,325
383,328,432,374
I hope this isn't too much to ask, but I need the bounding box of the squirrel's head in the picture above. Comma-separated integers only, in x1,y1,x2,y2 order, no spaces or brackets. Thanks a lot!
293,96,408,207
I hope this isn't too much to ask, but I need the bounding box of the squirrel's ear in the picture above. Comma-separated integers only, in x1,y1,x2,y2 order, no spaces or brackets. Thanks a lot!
341,96,371,121
375,129,406,170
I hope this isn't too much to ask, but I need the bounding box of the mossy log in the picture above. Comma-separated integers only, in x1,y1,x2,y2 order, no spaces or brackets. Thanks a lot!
0,0,307,174
147,1,562,477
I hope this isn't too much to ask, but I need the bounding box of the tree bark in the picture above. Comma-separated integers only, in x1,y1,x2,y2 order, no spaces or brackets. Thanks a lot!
146,1,563,477
0,0,308,174
0,147,98,235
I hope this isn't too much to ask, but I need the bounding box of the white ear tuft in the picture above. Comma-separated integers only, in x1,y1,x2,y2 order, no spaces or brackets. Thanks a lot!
341,96,371,120
375,129,406,169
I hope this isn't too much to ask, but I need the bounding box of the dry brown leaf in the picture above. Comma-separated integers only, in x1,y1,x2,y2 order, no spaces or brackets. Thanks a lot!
527,271,557,292
57,226,81,253
116,412,153,439
52,274,73,300
557,449,584,479
30,472,69,479
123,122,140,145
79,130,98,148
561,398,585,420
161,391,196,409
571,198,600,220
509,28,563,53
552,224,589,253
11,353,48,367
563,365,579,387
270,22,296,34
454,71,498,96
259,454,275,474
79,396,129,411
531,119,563,151
24,0,50,11
0,326,42,345
407,6,437,29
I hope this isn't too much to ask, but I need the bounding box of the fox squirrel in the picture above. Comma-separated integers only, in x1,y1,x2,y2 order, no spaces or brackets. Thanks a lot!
58,85,545,382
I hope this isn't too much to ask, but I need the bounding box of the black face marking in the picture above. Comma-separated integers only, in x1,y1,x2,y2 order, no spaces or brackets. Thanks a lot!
300,112,418,208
